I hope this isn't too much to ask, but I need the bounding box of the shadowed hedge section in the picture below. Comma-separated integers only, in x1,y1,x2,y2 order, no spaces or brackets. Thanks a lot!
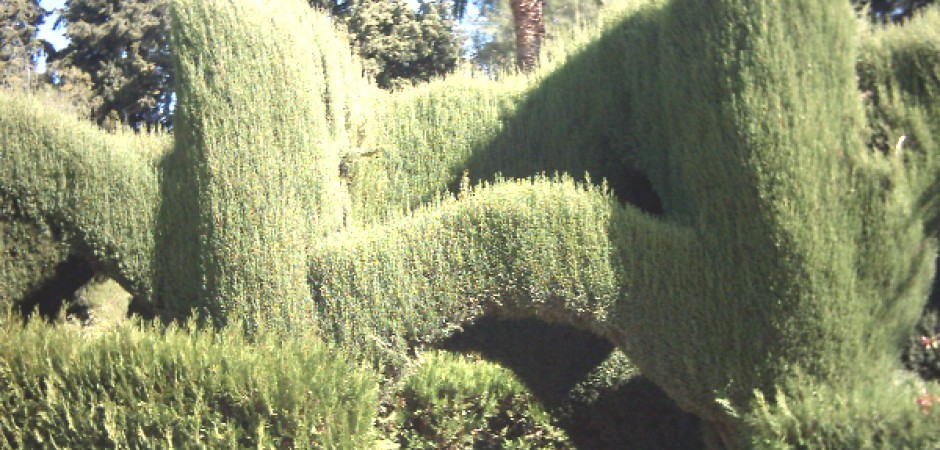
2,0,940,447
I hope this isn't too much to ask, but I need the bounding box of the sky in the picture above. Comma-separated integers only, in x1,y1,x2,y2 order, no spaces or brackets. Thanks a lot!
38,0,69,51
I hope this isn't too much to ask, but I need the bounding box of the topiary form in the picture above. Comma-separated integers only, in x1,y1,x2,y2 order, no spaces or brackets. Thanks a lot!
2,0,939,446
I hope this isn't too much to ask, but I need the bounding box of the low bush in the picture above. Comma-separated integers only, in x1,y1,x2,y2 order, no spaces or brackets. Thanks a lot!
743,371,940,449
0,319,379,448
387,350,571,449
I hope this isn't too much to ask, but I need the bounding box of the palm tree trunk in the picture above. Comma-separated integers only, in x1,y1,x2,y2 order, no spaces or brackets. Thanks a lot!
510,0,545,72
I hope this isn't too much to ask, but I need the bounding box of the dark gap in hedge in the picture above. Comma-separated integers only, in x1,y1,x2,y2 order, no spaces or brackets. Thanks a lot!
439,316,701,449
440,317,614,404
18,255,94,321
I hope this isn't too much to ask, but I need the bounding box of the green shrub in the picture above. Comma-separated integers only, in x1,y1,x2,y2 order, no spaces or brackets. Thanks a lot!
57,275,134,329
0,0,370,330
0,319,378,448
388,351,570,449
857,8,940,232
743,370,940,449
165,0,367,333
347,11,663,225
0,195,78,316
346,77,523,224
323,2,940,445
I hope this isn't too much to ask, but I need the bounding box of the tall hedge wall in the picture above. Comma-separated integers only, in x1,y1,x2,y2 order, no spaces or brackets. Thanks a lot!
164,0,366,333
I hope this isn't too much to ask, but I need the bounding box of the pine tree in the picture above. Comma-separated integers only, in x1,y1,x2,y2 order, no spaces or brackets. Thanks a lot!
47,0,172,130
0,0,46,89
344,0,460,89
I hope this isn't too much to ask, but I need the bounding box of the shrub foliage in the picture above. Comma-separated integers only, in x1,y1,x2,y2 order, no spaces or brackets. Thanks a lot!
0,319,378,448
388,351,571,448
1,0,940,447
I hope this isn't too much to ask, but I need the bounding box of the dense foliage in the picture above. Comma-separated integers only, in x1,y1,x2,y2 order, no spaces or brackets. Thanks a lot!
344,0,460,90
2,0,940,448
0,318,379,448
387,351,571,448
46,0,173,130
0,0,45,89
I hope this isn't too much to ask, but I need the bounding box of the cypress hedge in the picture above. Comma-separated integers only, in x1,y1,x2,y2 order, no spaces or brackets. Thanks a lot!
165,0,366,333
0,92,168,310
1,0,939,447
318,1,940,444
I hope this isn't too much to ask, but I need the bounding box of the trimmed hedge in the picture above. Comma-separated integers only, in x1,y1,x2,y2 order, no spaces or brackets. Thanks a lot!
1,0,940,447
311,176,623,366
0,195,80,317
165,0,366,333
0,91,168,311
743,370,940,449
318,2,940,444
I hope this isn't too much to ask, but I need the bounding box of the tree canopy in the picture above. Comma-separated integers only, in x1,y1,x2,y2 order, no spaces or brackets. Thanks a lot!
46,0,173,130
344,0,460,89
0,0,46,89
